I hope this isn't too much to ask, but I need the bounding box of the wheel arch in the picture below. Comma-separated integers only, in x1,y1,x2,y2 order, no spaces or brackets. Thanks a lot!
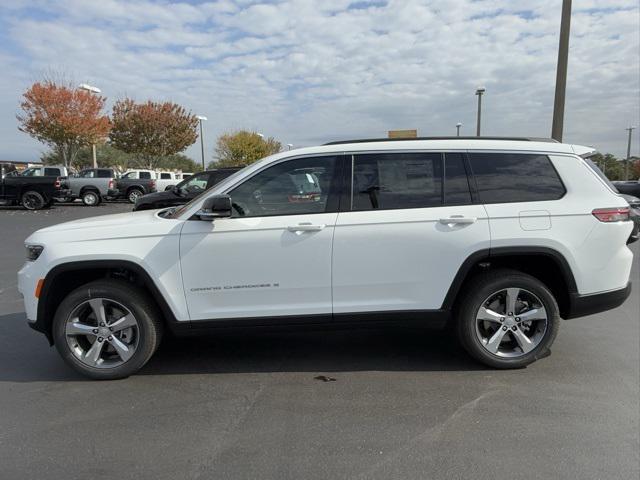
442,247,578,319
36,260,179,345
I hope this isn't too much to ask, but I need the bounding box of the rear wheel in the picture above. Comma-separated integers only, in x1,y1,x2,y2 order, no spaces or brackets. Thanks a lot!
455,269,559,369
81,190,101,206
127,188,144,204
52,280,163,380
21,191,45,210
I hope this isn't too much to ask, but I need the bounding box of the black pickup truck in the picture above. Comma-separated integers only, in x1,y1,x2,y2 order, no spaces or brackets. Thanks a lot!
0,167,70,210
109,174,157,204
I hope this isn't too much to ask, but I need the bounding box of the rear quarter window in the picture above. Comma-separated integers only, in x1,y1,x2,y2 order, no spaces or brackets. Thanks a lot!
468,153,565,203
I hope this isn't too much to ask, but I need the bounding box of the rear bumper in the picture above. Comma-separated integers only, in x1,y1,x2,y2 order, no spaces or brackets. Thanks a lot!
565,283,632,319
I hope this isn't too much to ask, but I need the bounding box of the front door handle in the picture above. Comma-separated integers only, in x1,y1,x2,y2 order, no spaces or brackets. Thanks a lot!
439,216,477,225
287,223,326,233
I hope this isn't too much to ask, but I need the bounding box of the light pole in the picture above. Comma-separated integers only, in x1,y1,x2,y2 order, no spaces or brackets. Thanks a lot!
196,115,207,171
475,87,485,137
456,123,462,137
625,126,636,180
78,83,101,168
551,0,572,142
287,143,293,150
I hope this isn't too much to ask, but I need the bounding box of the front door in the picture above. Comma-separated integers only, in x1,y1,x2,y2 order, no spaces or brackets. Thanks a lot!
180,155,342,321
332,151,491,314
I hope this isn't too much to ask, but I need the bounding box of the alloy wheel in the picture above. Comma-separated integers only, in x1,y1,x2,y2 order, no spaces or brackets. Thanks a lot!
475,287,548,358
64,298,140,369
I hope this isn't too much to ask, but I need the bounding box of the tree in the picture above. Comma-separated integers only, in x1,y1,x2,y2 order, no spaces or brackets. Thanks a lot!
109,98,199,169
589,152,626,181
630,158,640,180
17,80,110,168
211,130,281,168
157,153,202,173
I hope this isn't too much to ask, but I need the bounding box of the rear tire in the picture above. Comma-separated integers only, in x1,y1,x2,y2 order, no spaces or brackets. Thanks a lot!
81,190,101,206
52,280,163,380
21,191,45,210
127,188,144,204
455,269,560,369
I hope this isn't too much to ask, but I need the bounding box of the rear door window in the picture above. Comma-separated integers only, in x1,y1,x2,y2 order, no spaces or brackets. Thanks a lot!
351,153,442,210
468,153,565,203
140,171,152,179
444,153,472,205
97,170,113,178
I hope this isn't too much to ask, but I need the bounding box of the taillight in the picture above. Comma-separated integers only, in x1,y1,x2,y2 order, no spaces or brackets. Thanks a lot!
150,180,156,188
54,178,61,188
592,207,630,222
108,179,114,189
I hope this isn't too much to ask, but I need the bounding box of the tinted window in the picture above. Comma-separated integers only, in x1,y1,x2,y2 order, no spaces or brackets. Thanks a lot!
469,153,565,203
44,168,59,176
444,153,472,205
79,170,95,178
179,173,211,194
140,171,152,179
352,153,442,210
160,173,171,179
230,156,337,217
97,170,112,178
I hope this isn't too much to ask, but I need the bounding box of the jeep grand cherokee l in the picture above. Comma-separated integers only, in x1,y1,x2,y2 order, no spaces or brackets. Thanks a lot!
18,137,634,379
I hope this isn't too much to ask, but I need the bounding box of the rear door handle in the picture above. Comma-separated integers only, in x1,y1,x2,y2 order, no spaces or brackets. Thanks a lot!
439,216,477,225
287,223,326,233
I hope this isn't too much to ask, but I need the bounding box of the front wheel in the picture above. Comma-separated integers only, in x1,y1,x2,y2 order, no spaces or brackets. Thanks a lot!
52,280,163,380
127,188,144,204
21,191,45,210
455,269,560,369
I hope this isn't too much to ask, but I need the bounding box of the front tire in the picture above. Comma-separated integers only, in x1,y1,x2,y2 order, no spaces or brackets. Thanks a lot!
52,280,163,380
21,191,45,210
455,269,559,369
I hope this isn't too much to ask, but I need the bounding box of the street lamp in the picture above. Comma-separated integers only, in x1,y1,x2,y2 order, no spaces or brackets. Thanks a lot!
196,115,207,171
475,87,485,137
78,83,102,168
625,126,636,180
287,143,293,150
456,123,462,137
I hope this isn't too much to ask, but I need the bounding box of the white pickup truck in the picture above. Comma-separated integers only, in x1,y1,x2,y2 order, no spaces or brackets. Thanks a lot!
120,170,181,192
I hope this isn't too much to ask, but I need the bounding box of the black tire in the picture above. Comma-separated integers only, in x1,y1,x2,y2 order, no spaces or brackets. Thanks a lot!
52,280,163,380
21,190,45,210
455,269,560,369
81,190,101,206
127,188,144,204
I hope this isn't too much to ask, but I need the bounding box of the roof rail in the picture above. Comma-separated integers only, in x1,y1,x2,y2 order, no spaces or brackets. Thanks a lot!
323,136,559,146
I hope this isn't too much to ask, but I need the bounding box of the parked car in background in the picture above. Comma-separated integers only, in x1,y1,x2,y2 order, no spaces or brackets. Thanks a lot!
133,167,243,211
109,173,157,204
1,170,69,210
612,180,640,197
619,194,640,243
64,168,117,206
119,170,183,192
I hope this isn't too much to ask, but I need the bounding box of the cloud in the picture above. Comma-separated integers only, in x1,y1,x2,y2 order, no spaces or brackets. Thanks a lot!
0,0,638,162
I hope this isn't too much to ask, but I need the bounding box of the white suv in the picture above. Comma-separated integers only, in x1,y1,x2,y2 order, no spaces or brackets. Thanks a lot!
18,138,634,379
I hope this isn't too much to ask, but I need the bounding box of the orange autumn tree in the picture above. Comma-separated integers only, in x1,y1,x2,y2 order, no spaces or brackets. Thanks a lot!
17,80,110,168
109,99,199,169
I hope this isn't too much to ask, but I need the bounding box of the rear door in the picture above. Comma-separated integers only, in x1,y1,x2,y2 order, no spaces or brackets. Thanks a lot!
332,151,490,315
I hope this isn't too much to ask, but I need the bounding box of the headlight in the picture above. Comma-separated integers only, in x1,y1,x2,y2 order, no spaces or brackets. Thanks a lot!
26,244,44,261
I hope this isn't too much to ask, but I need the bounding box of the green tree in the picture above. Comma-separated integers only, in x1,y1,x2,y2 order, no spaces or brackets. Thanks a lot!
157,153,202,173
109,98,199,169
589,153,625,181
210,130,281,168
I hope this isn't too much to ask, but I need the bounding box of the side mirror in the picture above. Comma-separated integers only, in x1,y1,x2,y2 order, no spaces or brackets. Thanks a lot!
196,195,232,221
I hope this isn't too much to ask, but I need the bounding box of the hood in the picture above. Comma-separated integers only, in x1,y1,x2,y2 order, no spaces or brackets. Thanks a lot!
38,209,161,233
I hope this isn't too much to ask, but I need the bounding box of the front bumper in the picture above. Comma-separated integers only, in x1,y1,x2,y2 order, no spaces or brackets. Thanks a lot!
107,188,120,197
565,282,632,319
54,189,71,199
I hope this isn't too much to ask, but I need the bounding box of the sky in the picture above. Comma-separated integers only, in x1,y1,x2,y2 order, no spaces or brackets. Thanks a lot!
0,0,638,163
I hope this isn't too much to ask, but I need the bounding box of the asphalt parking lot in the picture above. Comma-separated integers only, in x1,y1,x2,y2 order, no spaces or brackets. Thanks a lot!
0,202,638,480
